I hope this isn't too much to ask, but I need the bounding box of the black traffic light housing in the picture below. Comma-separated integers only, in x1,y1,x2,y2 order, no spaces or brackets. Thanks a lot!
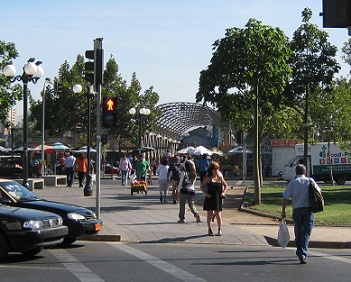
101,134,108,145
84,38,104,91
322,0,351,28
55,81,63,95
102,97,117,128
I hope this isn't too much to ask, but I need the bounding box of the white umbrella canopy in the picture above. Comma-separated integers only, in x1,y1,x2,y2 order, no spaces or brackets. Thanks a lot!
192,146,213,156
225,146,253,156
32,144,55,153
52,142,70,151
75,146,97,153
176,146,195,154
12,145,33,152
211,148,223,156
0,146,8,152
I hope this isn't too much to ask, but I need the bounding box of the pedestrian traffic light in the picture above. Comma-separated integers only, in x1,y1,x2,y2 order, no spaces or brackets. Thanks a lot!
84,38,104,91
102,97,117,128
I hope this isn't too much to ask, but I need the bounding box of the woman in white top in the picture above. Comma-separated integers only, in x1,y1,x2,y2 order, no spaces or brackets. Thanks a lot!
177,161,200,223
156,158,169,203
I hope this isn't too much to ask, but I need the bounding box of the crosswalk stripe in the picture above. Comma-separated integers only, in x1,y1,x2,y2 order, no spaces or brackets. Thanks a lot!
110,242,207,282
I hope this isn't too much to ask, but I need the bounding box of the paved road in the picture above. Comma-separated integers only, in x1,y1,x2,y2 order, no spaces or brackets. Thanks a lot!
2,243,351,282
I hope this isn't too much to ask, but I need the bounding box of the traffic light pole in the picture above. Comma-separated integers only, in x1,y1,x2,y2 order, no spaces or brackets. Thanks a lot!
94,38,103,219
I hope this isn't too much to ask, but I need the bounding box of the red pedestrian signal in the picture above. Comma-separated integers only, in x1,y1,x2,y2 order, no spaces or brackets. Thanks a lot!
105,97,116,112
102,97,117,128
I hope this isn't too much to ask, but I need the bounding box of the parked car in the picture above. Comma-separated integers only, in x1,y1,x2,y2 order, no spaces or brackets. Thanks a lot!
0,204,68,260
0,179,103,245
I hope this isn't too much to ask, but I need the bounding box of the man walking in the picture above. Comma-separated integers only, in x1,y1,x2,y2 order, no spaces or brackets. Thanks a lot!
64,151,76,187
167,156,183,204
281,164,321,264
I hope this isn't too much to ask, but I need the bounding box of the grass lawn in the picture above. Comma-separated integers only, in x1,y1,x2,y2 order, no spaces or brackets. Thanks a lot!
244,184,351,226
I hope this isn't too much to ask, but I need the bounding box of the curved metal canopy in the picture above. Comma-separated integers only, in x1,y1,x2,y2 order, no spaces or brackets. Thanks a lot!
155,102,221,138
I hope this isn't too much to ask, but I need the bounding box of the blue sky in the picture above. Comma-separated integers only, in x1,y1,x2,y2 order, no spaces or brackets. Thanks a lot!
1,0,349,115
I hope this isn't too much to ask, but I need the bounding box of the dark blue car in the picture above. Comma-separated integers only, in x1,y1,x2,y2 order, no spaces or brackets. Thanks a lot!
0,204,67,260
0,179,103,245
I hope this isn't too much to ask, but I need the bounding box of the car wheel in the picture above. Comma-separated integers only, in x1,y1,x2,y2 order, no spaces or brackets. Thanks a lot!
0,233,10,261
21,247,43,257
336,177,346,185
62,236,77,246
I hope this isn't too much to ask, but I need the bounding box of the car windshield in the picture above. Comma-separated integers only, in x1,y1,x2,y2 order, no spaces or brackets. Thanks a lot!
0,181,41,201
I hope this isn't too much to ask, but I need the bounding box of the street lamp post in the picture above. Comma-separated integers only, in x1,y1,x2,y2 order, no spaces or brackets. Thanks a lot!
41,78,53,177
129,107,151,153
3,58,44,189
73,84,94,195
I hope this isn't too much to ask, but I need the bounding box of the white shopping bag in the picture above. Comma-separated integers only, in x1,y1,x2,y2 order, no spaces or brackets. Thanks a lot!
277,219,290,248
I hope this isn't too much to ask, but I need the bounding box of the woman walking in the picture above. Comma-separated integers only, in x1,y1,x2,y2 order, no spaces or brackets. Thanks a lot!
156,158,169,202
200,162,228,236
119,154,132,186
177,161,200,223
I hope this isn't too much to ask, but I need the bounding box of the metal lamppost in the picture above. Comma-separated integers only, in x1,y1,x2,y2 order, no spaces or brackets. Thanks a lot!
129,107,151,153
41,78,54,177
73,84,94,195
3,58,44,189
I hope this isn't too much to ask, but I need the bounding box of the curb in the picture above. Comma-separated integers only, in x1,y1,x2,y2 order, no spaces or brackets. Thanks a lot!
78,234,121,242
264,235,351,249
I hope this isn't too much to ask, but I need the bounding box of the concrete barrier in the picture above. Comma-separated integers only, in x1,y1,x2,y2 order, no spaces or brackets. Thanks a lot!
43,175,67,186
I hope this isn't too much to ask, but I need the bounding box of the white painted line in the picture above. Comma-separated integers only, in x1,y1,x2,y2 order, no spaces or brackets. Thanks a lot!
49,249,105,282
309,250,351,264
110,243,207,282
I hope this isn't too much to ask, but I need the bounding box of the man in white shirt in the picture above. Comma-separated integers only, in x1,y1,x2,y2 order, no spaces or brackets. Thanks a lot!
64,152,76,187
281,164,321,264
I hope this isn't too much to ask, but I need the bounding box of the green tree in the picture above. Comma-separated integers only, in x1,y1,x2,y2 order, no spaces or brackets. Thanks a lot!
286,8,340,166
102,56,160,150
196,18,292,204
29,54,160,150
0,40,21,127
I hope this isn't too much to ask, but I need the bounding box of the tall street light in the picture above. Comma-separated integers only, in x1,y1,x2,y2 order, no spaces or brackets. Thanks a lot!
129,107,151,153
41,78,54,177
73,84,94,195
3,58,44,189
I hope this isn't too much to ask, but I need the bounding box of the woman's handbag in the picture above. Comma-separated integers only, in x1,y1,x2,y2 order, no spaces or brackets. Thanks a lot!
309,179,324,213
277,219,290,248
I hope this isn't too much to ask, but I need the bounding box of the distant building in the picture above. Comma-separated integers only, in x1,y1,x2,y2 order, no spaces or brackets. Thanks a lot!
0,107,17,147
181,125,222,148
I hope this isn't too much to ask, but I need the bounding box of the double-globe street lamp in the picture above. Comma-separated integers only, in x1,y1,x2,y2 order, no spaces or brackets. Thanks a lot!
3,58,44,188
73,84,94,194
129,107,151,154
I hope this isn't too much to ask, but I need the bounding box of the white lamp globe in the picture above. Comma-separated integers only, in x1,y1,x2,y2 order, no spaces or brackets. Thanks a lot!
24,61,37,75
33,65,44,78
73,84,83,94
3,64,16,77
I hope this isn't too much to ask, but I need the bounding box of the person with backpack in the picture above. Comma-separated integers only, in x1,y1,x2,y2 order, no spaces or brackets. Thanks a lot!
177,161,200,223
281,164,321,264
167,156,183,204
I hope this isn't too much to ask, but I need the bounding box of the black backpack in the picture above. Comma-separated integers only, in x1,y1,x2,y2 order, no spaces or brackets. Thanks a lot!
171,163,182,181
